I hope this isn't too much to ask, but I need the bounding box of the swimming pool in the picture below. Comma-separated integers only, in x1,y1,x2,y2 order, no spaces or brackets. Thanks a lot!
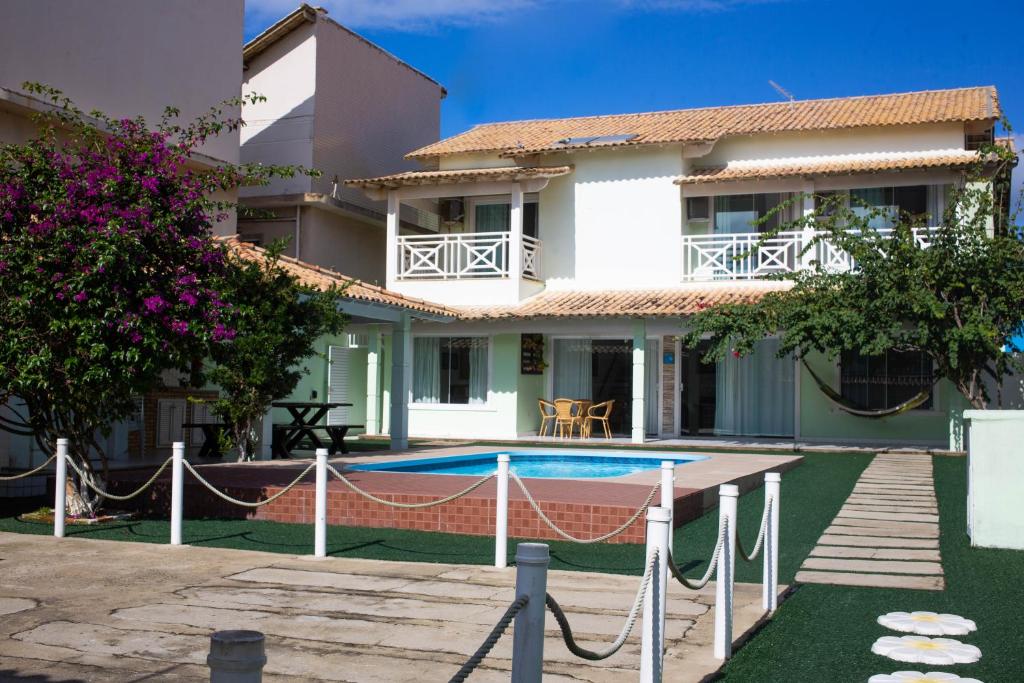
349,451,707,479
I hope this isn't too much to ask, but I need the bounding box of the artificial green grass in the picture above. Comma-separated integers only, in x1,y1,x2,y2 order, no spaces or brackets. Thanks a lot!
718,456,1024,681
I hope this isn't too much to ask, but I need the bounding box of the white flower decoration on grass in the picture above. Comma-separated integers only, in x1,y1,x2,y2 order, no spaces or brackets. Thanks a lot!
878,611,978,636
872,636,982,665
868,672,983,683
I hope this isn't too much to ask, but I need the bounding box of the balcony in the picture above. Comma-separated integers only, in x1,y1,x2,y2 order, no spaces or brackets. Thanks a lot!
397,232,542,281
681,228,936,281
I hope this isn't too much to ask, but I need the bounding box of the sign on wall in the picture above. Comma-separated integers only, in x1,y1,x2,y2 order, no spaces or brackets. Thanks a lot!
520,333,545,375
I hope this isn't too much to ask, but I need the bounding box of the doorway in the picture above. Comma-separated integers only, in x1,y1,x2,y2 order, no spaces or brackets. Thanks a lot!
680,341,717,436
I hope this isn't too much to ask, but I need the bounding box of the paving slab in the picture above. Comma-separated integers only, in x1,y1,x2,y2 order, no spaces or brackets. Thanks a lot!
817,534,939,549
808,546,941,561
824,524,939,538
795,571,945,591
801,557,943,575
837,509,940,523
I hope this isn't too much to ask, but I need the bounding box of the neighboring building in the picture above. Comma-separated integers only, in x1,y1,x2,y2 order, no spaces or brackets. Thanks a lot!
238,4,446,285
345,86,1009,447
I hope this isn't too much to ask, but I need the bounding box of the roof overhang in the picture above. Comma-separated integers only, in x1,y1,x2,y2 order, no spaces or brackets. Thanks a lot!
243,4,320,66
345,165,573,200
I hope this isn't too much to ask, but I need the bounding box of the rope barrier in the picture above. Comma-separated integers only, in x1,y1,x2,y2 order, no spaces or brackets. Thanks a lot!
547,547,657,661
668,517,728,590
327,464,494,509
65,456,174,501
510,471,660,544
737,497,773,563
449,595,529,683
184,460,316,508
0,453,56,480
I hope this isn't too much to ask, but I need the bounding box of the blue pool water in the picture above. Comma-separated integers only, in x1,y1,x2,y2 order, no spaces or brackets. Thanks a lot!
350,451,707,479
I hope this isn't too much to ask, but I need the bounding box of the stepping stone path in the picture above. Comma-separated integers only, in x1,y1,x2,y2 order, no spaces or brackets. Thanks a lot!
796,453,945,591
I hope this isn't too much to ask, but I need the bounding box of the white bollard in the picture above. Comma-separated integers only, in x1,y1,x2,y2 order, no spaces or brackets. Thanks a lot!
640,506,671,683
207,629,266,682
170,441,184,546
660,461,675,549
764,472,781,612
53,438,68,539
511,542,549,683
495,453,510,568
714,484,738,660
314,448,328,558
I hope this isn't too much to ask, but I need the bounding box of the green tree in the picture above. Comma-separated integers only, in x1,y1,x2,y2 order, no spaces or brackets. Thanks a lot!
682,141,1023,411
205,240,348,461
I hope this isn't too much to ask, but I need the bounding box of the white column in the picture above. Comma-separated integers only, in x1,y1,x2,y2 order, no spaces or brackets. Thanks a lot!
632,318,647,444
509,184,524,279
170,442,185,546
385,191,399,287
389,313,412,450
314,449,328,558
365,327,381,435
53,438,68,538
800,181,816,270
640,506,671,683
764,472,781,612
714,484,738,660
660,461,675,551
495,453,510,568
511,543,549,682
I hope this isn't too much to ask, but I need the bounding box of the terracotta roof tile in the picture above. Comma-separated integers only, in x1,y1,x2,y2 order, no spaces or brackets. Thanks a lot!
407,87,999,160
345,165,573,190
222,237,456,319
456,286,788,320
677,151,983,183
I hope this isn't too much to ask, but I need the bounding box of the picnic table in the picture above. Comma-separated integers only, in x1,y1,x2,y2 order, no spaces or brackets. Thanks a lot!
181,422,228,459
271,401,359,458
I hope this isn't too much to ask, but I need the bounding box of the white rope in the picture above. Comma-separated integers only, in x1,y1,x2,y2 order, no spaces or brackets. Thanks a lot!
184,460,316,508
449,595,529,682
547,547,658,660
65,455,174,501
0,453,56,480
738,496,773,562
669,516,728,590
510,471,660,544
326,463,494,509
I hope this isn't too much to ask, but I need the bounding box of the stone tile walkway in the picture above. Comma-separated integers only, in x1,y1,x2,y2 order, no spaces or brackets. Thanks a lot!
796,453,945,591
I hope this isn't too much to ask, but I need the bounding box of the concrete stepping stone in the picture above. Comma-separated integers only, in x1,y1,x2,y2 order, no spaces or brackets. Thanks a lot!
837,509,940,523
801,557,943,575
824,525,938,538
830,518,939,532
795,571,944,591
817,534,939,549
842,503,938,514
809,546,941,561
844,498,937,508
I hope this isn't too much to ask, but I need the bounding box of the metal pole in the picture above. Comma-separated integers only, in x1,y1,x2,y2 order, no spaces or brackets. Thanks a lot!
495,453,510,568
714,484,738,660
511,542,549,683
53,438,68,538
207,630,266,682
170,442,184,546
314,448,328,558
640,506,671,683
764,472,781,612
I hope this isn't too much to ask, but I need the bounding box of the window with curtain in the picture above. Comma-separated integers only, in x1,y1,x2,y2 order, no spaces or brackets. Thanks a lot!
413,337,488,404
840,349,933,410
473,200,539,237
553,338,593,400
714,193,784,234
849,186,929,228
714,337,794,437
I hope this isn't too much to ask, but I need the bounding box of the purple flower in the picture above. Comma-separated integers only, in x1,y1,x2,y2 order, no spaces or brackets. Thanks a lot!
143,295,166,313
179,291,198,307
0,260,7,273
212,323,236,342
169,320,189,335
141,176,160,193
129,331,142,343
72,290,88,303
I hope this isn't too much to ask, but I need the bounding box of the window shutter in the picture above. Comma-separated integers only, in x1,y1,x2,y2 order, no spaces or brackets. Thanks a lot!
156,399,186,447
189,402,215,444
328,345,351,425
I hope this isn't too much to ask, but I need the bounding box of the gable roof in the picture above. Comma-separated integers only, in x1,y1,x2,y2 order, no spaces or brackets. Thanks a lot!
407,86,999,160
346,165,573,191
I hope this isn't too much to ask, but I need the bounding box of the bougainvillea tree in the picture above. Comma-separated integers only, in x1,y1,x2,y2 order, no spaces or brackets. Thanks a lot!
0,84,305,511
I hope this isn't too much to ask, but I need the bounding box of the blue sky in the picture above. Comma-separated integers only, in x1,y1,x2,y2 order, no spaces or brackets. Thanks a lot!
245,0,1022,203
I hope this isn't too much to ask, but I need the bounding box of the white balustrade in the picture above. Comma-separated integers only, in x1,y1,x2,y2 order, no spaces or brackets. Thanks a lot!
681,227,938,281
396,232,542,280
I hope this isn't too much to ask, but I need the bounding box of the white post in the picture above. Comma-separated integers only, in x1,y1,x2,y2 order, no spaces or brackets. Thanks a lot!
632,318,647,444
495,453,510,568
314,448,328,558
800,181,816,270
640,506,671,683
207,630,266,683
509,184,524,278
511,542,549,683
764,472,781,612
714,484,738,660
660,461,675,549
385,191,399,287
389,313,412,451
53,438,68,538
365,327,381,435
170,442,184,546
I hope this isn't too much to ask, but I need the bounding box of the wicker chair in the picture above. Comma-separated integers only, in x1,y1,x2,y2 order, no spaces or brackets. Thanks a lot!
537,399,557,437
583,400,615,439
553,398,582,438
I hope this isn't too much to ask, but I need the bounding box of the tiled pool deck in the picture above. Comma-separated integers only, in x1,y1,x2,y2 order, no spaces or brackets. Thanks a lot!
110,447,802,543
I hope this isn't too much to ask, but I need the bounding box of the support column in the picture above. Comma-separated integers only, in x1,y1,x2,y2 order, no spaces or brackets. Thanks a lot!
385,191,399,286
258,406,273,461
365,327,382,435
800,181,816,269
389,313,412,450
632,318,647,444
509,184,524,279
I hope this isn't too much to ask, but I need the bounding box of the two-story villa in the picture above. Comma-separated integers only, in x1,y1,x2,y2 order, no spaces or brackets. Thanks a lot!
342,86,1003,449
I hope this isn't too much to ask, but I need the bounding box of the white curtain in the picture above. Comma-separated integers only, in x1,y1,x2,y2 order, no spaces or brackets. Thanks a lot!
413,337,440,403
553,339,593,399
468,339,488,405
926,184,946,226
645,339,659,435
714,337,794,437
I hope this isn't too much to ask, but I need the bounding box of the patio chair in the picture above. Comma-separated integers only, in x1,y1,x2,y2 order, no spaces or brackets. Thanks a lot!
583,400,615,439
553,398,582,439
538,399,557,437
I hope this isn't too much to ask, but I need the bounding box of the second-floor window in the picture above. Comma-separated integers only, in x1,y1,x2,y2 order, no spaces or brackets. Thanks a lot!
413,336,488,405
471,198,539,237
713,193,790,234
822,185,945,229
840,349,934,410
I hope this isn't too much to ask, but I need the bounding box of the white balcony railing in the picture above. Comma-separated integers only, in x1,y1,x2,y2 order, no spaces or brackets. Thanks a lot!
681,228,937,281
397,232,542,281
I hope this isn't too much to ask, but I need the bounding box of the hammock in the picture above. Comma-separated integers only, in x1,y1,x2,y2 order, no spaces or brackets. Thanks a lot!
801,358,934,418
